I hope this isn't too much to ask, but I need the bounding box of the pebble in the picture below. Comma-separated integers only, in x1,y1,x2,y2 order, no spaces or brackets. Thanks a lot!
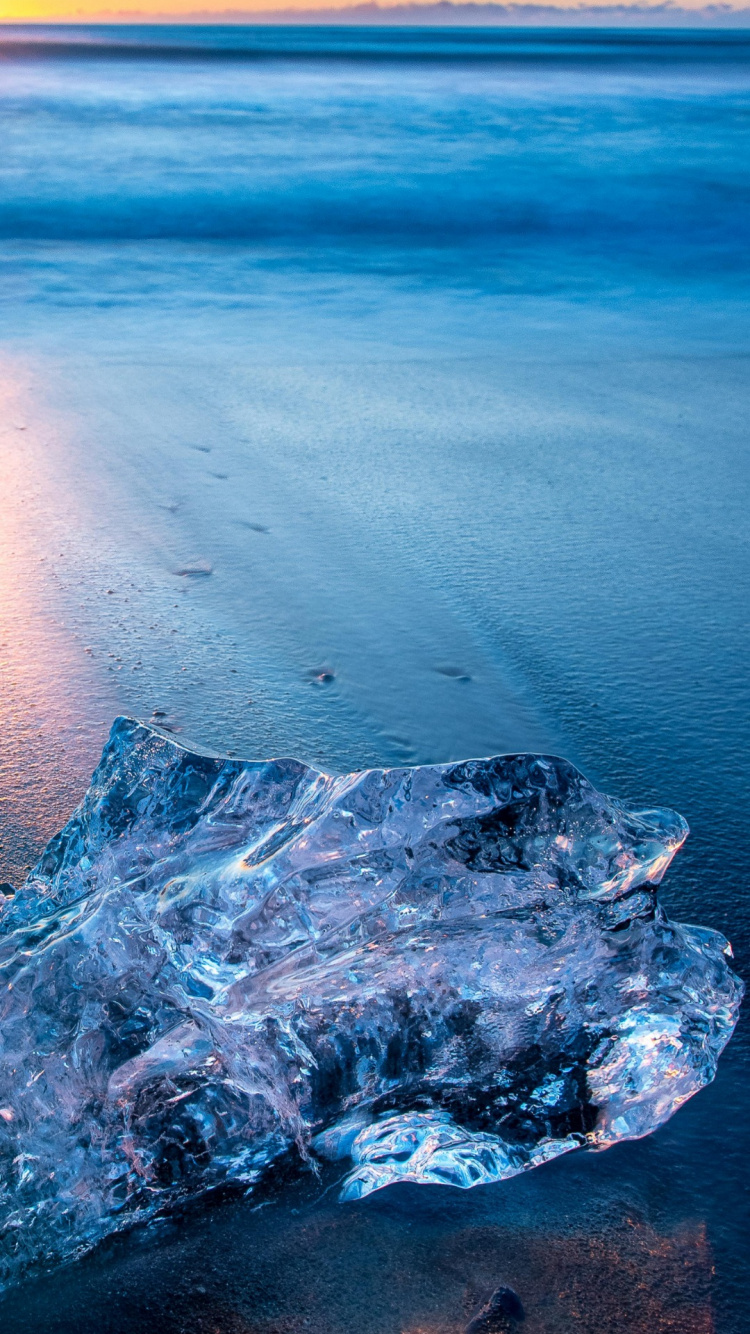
435,665,472,682
465,1286,525,1333
307,669,335,686
173,561,213,578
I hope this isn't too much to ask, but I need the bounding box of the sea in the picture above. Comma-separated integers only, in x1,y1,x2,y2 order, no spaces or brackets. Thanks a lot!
0,23,748,1333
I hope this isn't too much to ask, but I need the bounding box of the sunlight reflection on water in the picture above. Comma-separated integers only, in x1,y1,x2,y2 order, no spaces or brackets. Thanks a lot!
0,361,118,883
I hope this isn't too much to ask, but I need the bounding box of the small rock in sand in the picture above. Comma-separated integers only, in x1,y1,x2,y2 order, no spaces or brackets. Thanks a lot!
435,664,472,682
174,560,213,578
306,669,335,686
465,1286,525,1333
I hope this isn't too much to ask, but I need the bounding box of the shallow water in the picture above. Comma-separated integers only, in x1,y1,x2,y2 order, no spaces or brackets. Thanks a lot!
0,24,748,1333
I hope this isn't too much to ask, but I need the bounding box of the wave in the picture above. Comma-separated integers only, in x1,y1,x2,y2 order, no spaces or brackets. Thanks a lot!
1,25,750,65
1,22,747,250
0,187,745,246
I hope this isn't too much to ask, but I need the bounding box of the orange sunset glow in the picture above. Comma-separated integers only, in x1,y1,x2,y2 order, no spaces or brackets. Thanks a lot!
0,0,741,19
8,0,365,17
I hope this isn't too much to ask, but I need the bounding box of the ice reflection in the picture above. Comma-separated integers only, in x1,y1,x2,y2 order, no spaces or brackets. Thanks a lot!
0,1157,717,1334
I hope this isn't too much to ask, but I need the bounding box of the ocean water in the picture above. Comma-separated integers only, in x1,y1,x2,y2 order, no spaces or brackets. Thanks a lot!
0,24,748,1333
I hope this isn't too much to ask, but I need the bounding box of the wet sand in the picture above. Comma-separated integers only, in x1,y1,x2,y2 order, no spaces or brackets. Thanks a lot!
0,1154,718,1334
2,282,747,887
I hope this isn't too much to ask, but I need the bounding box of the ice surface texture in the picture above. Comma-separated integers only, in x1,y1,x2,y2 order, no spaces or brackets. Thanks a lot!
0,719,742,1289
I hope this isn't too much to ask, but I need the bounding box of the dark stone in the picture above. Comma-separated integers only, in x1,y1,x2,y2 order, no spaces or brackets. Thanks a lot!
465,1286,525,1333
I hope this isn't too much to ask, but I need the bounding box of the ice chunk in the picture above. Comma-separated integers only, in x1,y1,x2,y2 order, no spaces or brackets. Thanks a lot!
0,718,742,1289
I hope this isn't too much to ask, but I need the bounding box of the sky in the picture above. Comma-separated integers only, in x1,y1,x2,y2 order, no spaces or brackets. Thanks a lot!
1,1,748,23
